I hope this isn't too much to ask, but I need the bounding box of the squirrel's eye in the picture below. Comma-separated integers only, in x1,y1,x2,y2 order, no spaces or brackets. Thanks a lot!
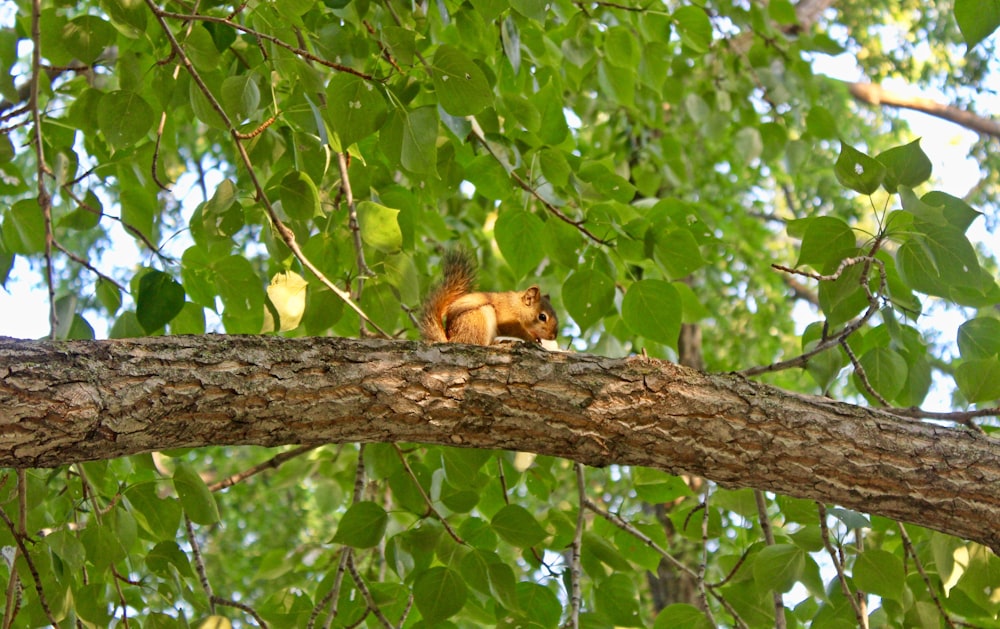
538,313,548,322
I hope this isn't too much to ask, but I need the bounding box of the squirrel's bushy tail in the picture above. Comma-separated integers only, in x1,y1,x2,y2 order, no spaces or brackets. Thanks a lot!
419,250,477,342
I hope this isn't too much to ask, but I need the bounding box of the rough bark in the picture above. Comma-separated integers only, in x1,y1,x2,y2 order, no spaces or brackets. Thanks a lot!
1,335,998,552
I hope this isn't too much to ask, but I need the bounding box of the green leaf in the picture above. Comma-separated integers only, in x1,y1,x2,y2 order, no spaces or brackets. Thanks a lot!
413,567,467,623
877,139,932,192
172,461,220,525
61,189,103,230
125,484,181,541
136,270,186,333
596,573,642,626
853,549,905,601
279,170,321,221
955,359,1000,403
221,74,261,121
488,561,519,609
398,107,438,174
655,228,706,279
431,45,493,116
583,531,632,571
806,106,838,139
102,0,147,38
899,186,947,226
535,80,569,145
922,191,982,232
855,347,907,401
509,0,546,21
357,201,402,254
515,582,561,627
213,255,264,334
605,26,640,68
835,142,885,195
491,504,547,547
621,280,682,347
796,216,856,267
185,25,220,71
98,90,155,150
82,521,128,568
3,198,46,254
331,501,388,548
753,543,805,593
561,269,614,332
958,318,1000,359
44,529,86,572
633,468,693,503
326,73,388,148
63,15,115,63
654,603,715,629
955,0,1000,50
495,209,545,279
672,6,712,53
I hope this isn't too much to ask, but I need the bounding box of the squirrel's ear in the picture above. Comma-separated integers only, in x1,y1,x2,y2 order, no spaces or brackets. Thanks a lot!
522,286,541,304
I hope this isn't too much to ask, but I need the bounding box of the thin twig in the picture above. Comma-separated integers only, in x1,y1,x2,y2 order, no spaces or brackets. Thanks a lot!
840,337,889,406
817,503,867,628
754,490,786,628
697,494,719,627
212,596,269,628
392,444,465,545
897,522,956,629
312,446,365,629
0,475,57,626
468,120,611,246
566,463,586,629
346,554,394,629
208,445,318,492
185,514,215,615
741,256,886,376
154,9,379,80
30,0,56,339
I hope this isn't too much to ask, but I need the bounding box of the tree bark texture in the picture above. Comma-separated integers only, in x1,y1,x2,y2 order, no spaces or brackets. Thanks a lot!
1,335,998,552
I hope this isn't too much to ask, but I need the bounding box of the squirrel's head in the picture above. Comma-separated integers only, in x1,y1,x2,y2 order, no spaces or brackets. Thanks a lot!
521,286,558,342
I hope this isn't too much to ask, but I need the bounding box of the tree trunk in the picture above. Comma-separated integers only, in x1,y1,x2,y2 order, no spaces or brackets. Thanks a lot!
2,335,998,552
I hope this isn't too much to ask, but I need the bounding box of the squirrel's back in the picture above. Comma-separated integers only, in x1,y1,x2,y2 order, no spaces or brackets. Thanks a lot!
419,250,478,342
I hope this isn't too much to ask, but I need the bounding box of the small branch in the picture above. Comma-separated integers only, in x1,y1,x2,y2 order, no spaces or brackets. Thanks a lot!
846,81,1000,140
818,503,867,628
566,463,586,629
754,490,786,629
0,481,57,626
208,445,317,492
346,554,394,629
697,494,719,628
154,9,379,80
392,444,465,545
840,338,889,406
897,522,956,629
741,256,886,376
468,120,611,246
185,514,215,614
312,446,365,629
30,0,56,339
52,241,126,292
211,596,269,628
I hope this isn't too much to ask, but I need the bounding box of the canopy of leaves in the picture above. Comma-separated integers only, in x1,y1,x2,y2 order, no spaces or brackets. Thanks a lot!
1,0,999,626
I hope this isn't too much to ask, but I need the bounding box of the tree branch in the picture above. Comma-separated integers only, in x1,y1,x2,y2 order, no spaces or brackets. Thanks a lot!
846,81,1000,139
1,335,999,553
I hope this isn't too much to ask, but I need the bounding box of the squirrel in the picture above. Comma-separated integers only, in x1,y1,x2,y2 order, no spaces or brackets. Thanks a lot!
419,250,558,345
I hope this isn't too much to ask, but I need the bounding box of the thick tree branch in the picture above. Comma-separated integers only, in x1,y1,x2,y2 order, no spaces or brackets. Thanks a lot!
1,336,998,553
846,81,1000,139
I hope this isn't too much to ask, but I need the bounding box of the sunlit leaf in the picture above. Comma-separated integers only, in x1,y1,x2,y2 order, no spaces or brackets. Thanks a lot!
331,501,388,548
